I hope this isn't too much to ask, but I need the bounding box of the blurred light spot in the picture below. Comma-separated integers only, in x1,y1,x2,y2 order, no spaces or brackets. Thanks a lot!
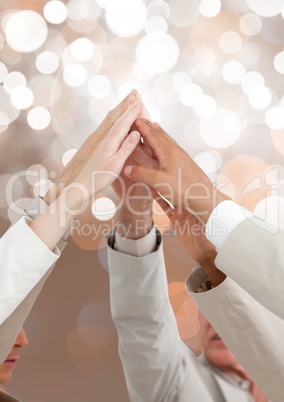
201,109,241,148
68,0,102,20
52,112,74,135
241,71,265,94
0,62,8,84
133,62,154,81
265,107,284,129
168,282,185,296
3,71,27,94
36,51,59,75
271,128,284,156
33,179,53,197
193,47,216,70
193,95,216,118
136,33,179,73
239,13,262,36
218,155,270,210
0,34,4,50
63,64,87,87
0,87,20,124
95,0,110,9
147,0,170,19
106,0,147,37
254,196,284,230
179,83,203,107
71,38,95,62
62,148,78,166
5,11,48,53
248,86,272,110
77,303,116,349
88,75,111,99
194,151,221,174
274,51,284,74
219,31,242,54
92,197,116,221
222,61,246,84
246,0,284,17
239,42,261,65
199,0,222,17
10,86,34,110
145,16,168,34
0,112,9,133
44,1,68,24
26,164,48,186
168,0,199,28
27,107,51,130
172,72,192,93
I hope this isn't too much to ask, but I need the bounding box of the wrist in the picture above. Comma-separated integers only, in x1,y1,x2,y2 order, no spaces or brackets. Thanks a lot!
199,261,226,287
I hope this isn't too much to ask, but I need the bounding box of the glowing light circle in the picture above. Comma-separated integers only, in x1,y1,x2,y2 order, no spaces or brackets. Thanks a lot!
10,86,34,110
5,11,48,53
246,0,284,17
43,1,68,24
92,197,116,221
27,107,51,130
136,33,179,74
36,51,59,75
200,108,241,149
106,0,147,37
88,75,111,99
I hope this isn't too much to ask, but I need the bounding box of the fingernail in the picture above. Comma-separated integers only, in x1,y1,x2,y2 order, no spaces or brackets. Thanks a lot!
124,166,133,176
130,131,140,142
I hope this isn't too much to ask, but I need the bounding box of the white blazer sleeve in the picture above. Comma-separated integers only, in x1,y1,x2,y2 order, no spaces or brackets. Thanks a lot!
215,216,284,320
187,269,284,402
107,232,207,402
0,196,69,362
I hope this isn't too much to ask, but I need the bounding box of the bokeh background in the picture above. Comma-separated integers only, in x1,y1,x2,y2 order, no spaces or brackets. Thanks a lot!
1,0,284,400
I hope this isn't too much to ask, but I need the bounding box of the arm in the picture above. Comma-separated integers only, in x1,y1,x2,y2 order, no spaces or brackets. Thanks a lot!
0,95,142,360
126,117,284,320
156,195,282,401
187,274,284,402
108,175,201,402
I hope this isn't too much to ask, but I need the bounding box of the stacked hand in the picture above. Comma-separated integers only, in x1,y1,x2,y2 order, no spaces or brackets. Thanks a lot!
124,118,229,223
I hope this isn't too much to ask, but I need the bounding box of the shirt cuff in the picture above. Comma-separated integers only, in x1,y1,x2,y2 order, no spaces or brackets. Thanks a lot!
24,196,75,241
185,265,214,293
205,200,252,249
114,226,158,257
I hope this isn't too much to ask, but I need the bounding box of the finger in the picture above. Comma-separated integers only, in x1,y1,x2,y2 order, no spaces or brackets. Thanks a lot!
107,98,143,149
131,144,158,169
139,101,152,121
115,131,141,167
100,89,138,133
124,164,164,191
154,191,174,218
136,118,179,147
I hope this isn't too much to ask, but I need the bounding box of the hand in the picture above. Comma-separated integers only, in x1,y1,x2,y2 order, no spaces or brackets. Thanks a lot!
155,192,226,286
63,98,143,216
44,89,139,205
124,118,229,223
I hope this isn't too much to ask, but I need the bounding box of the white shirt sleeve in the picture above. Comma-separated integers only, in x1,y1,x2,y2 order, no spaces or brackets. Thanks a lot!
114,226,157,257
0,216,60,325
205,200,252,249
